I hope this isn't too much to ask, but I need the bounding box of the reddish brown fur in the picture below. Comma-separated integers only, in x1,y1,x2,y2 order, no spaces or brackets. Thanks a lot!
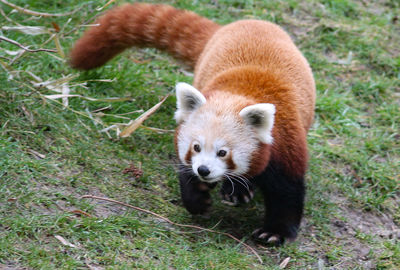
70,3,315,180
70,3,220,69
226,153,237,171
184,147,192,165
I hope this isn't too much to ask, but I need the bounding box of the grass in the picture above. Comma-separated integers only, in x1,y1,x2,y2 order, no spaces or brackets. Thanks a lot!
1,0,399,269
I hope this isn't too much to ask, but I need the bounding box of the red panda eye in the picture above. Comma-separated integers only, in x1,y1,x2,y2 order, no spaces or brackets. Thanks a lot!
217,150,227,157
193,144,201,152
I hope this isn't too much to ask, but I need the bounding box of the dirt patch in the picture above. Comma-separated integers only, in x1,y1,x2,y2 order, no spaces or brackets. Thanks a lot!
327,193,398,268
296,192,399,269
332,194,399,239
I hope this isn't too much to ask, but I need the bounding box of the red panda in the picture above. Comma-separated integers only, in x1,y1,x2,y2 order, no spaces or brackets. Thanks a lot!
70,3,316,245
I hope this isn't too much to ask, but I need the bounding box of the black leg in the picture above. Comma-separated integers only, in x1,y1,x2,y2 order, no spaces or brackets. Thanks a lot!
179,165,216,215
253,161,305,245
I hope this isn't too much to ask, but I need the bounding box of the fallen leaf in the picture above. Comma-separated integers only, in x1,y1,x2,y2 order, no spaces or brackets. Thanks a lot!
54,235,77,248
279,257,290,269
123,163,143,179
51,22,60,32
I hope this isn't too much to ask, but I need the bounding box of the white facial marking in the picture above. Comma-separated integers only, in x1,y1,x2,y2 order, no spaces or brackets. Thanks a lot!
191,149,226,182
177,94,263,182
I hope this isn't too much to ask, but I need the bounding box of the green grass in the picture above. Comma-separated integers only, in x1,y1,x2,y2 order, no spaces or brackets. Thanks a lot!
1,0,399,269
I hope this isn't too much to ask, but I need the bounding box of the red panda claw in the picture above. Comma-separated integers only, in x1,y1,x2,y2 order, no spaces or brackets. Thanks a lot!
252,228,284,246
221,200,237,206
249,191,254,199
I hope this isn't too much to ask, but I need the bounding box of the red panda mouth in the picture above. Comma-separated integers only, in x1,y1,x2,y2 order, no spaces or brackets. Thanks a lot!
198,175,222,183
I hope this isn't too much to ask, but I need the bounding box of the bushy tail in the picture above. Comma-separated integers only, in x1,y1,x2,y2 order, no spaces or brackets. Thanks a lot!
70,3,220,70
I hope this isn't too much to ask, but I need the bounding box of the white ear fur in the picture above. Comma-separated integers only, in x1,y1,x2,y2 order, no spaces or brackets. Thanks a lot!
174,82,206,124
239,103,276,144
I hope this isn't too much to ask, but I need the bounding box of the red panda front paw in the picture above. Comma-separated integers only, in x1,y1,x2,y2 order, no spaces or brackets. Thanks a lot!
252,228,284,246
179,167,217,215
180,181,215,215
220,178,254,206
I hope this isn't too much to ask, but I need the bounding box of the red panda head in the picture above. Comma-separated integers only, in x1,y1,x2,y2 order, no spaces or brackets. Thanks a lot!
174,82,275,182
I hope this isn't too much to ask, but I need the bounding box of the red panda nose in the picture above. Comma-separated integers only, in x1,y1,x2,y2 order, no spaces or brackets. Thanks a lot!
197,165,210,177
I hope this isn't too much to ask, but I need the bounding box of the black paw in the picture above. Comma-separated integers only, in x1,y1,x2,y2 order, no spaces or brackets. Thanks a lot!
182,181,214,215
220,178,254,206
252,228,285,246
179,166,217,215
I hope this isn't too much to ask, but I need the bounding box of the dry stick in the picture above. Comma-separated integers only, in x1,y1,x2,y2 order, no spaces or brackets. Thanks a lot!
0,0,82,17
81,194,263,263
0,36,57,53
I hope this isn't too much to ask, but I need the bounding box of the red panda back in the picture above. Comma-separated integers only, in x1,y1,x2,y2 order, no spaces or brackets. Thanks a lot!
70,3,220,70
194,20,316,131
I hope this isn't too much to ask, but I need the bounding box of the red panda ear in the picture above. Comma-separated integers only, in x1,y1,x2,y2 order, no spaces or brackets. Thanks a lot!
174,82,206,124
239,103,276,144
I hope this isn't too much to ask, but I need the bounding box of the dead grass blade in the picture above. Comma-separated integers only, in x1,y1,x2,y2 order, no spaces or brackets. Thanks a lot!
1,26,49,35
0,59,19,80
3,49,24,56
43,94,134,103
0,0,83,17
61,84,70,107
96,0,118,11
81,195,263,264
53,34,65,58
0,7,22,25
119,94,170,138
27,149,46,159
141,126,174,134
31,74,78,91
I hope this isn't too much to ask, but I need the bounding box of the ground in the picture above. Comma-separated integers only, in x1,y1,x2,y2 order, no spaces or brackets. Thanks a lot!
0,0,399,269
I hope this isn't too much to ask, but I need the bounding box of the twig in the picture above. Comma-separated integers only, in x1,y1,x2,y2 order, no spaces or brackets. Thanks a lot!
81,194,263,263
0,35,57,53
0,0,82,17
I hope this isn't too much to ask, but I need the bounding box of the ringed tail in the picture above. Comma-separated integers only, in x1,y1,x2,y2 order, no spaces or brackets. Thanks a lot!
70,3,221,70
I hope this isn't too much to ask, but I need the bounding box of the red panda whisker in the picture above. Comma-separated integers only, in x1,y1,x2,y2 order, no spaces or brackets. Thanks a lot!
184,175,197,187
223,174,236,196
179,167,195,175
234,177,250,192
225,172,250,192
226,170,252,179
226,171,251,186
